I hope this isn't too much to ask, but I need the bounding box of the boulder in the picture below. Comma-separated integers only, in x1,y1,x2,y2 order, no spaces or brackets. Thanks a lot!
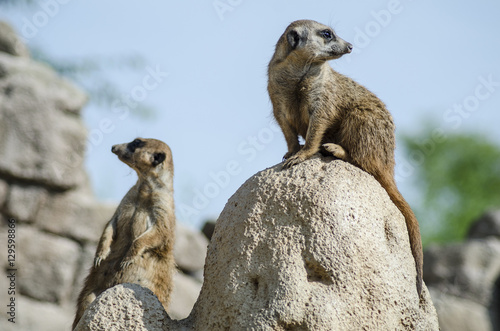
0,51,88,190
424,210,500,331
36,188,115,243
189,157,438,330
0,21,29,57
2,296,75,331
424,238,500,306
0,178,8,205
168,272,202,320
468,210,500,240
74,284,175,331
4,184,47,222
429,288,492,331
174,224,208,273
16,226,80,304
78,157,439,330
201,220,216,240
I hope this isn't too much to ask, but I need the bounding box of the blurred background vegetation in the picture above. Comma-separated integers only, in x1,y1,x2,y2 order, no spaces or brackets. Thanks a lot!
402,129,500,246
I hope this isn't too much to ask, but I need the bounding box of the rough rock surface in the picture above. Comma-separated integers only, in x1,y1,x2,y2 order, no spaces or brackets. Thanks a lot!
425,209,500,331
189,157,438,330
74,284,172,331
0,49,88,190
80,157,439,330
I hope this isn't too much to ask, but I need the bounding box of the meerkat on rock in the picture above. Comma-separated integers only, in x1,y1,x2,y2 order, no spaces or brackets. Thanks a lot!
73,138,176,329
268,19,424,297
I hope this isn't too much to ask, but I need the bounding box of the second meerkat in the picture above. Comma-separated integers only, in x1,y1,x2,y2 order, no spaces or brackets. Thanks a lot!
268,19,423,296
73,138,176,329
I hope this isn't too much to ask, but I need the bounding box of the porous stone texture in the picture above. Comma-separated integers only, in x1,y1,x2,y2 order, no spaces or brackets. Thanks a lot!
74,284,172,331
79,157,439,330
425,210,500,331
189,157,438,330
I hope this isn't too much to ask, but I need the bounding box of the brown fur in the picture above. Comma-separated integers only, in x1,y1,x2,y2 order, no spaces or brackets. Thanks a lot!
73,138,176,329
268,20,423,297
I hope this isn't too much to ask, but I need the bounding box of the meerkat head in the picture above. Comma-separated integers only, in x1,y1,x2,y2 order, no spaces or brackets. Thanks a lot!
111,138,173,180
278,20,353,63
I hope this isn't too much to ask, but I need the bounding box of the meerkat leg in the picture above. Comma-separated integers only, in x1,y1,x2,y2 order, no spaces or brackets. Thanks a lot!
275,108,301,160
283,114,329,168
322,143,349,161
94,218,116,267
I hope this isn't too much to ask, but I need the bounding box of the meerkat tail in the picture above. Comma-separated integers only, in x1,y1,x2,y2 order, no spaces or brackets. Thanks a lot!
374,172,423,297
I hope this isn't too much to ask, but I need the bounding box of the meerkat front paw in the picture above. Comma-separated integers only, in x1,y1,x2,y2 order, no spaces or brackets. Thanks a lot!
282,151,295,161
94,250,110,267
282,151,311,169
322,143,347,160
120,256,137,269
282,145,303,161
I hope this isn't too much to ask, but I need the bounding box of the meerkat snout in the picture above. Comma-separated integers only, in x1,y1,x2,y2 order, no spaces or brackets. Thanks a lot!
345,43,353,53
329,35,353,58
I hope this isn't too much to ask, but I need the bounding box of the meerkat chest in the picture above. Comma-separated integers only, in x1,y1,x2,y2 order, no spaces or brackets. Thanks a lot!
116,205,152,238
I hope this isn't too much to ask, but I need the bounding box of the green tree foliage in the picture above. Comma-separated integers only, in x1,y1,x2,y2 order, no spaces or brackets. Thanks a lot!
402,129,500,245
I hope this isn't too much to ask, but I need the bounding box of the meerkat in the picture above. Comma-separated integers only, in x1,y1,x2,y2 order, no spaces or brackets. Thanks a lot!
268,19,423,297
73,138,176,329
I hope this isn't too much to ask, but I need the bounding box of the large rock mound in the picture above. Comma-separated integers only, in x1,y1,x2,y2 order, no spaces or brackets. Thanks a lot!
79,157,439,330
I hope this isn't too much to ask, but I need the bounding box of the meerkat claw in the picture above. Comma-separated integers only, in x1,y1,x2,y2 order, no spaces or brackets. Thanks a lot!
94,257,103,268
120,258,134,269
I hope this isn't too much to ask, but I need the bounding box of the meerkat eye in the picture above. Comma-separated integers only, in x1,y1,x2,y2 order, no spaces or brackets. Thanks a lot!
320,30,334,40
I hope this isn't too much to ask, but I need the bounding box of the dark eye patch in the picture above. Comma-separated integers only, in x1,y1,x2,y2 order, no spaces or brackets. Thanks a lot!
127,138,146,152
320,29,334,40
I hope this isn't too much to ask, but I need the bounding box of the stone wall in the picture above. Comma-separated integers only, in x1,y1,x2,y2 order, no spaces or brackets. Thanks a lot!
0,22,206,331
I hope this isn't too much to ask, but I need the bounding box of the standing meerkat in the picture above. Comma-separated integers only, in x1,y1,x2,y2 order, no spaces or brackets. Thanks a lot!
268,19,423,297
73,138,176,329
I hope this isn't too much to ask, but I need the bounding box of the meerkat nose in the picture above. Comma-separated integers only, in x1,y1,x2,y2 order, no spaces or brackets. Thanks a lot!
346,43,353,53
111,145,117,153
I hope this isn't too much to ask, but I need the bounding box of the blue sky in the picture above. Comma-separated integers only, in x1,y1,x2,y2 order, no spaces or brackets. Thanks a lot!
2,1,499,229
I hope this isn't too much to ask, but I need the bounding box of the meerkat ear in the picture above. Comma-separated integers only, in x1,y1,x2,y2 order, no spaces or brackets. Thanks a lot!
287,29,306,49
152,152,166,167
